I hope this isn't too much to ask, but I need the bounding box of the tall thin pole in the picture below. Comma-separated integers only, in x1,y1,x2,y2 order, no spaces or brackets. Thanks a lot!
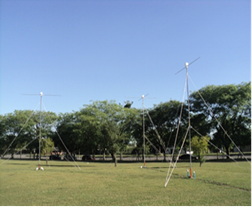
142,95,146,167
186,63,192,178
21,91,61,170
39,92,43,169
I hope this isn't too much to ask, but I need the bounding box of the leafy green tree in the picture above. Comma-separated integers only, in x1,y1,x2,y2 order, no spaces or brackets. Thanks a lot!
118,107,139,159
1,110,35,158
100,120,120,165
1,110,57,159
41,137,54,156
189,82,251,158
53,112,81,156
145,100,188,161
130,109,145,160
75,109,101,157
191,135,210,167
0,115,7,155
79,100,138,166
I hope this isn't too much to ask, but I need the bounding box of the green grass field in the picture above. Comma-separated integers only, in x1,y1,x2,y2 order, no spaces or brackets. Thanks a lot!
0,159,250,206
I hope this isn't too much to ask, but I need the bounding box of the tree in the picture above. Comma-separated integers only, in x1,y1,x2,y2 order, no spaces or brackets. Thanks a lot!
144,100,188,161
191,135,210,167
75,109,101,157
1,110,57,159
41,137,54,156
79,100,139,166
53,112,81,156
100,120,120,166
131,109,145,159
189,82,251,158
1,110,37,158
0,115,7,156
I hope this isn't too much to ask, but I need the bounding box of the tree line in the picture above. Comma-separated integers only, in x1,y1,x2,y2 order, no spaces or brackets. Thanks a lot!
0,82,250,166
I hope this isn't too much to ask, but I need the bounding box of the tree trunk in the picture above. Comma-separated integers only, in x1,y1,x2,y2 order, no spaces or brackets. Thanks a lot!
163,151,166,162
92,150,95,161
111,152,114,160
103,149,106,160
225,146,230,159
113,153,117,167
199,154,202,167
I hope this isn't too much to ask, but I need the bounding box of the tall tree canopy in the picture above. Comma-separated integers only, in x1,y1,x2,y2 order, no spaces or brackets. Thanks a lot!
1,110,57,158
189,82,251,157
55,100,139,166
144,100,188,160
81,100,139,166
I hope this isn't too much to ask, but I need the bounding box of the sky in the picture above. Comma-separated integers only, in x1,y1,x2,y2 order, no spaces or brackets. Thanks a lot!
0,0,251,115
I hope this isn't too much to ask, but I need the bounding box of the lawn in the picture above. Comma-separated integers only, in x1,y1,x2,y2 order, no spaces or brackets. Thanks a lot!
0,159,250,206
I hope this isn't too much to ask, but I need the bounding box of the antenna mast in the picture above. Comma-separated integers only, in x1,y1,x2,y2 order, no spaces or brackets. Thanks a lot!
185,63,192,178
23,92,60,171
38,92,43,170
174,57,200,178
142,95,146,168
126,93,156,168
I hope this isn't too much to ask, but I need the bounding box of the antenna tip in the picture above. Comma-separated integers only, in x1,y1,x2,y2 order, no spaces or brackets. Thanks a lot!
40,92,43,96
185,62,189,69
142,95,144,98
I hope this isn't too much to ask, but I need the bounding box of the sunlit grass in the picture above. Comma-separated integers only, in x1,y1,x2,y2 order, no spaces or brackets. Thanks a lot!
0,160,250,206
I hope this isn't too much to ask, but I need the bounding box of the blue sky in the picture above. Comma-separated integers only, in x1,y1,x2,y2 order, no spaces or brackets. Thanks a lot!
0,0,250,115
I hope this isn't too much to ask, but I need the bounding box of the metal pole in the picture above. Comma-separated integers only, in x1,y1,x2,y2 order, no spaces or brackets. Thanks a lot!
39,92,42,169
143,96,146,167
186,67,192,178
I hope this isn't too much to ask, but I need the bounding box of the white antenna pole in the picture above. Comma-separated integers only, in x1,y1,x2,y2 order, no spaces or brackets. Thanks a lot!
185,63,192,178
22,92,60,171
142,95,146,168
38,92,43,170
125,93,156,168
165,58,200,187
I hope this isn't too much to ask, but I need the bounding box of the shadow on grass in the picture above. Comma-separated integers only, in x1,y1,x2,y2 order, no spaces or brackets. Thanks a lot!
196,178,251,192
5,162,30,165
46,164,95,168
146,164,190,171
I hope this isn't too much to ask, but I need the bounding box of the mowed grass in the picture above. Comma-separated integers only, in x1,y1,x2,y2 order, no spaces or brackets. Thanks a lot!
0,160,250,206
